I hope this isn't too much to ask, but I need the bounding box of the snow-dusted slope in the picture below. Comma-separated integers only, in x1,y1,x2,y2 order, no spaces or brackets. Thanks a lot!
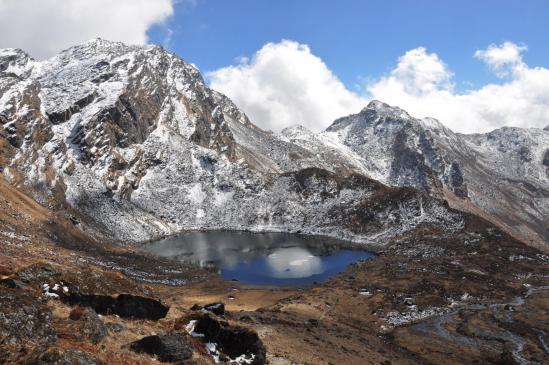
306,101,549,245
0,39,464,244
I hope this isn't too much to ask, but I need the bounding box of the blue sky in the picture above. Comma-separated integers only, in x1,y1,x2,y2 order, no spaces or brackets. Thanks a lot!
1,0,548,133
149,0,549,91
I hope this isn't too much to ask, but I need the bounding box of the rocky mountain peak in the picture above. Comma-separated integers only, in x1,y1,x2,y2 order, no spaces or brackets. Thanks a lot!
0,48,34,80
327,100,426,135
0,39,247,208
321,100,549,245
0,39,547,247
362,100,411,119
56,38,144,61
0,40,471,244
279,124,314,140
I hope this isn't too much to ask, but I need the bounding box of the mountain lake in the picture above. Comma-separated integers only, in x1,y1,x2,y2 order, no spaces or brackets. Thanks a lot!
142,231,375,286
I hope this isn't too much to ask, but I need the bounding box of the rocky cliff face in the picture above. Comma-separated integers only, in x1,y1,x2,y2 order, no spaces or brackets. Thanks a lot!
284,101,549,246
0,39,464,244
0,40,546,247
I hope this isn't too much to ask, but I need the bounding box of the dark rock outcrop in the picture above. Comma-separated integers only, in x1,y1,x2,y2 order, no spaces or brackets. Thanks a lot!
203,302,225,316
193,314,266,365
61,293,169,320
67,307,108,344
0,277,26,289
130,333,194,363
193,314,223,339
46,92,97,124
115,294,169,319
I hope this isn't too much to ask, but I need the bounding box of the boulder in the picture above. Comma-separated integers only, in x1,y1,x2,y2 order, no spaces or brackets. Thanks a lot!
130,333,194,363
193,314,223,339
203,302,225,316
193,314,266,365
62,293,169,320
116,294,170,320
68,307,108,344
0,278,26,289
216,326,265,362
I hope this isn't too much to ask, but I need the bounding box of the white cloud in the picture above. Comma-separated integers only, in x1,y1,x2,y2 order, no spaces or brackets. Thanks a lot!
207,40,365,132
474,42,527,77
368,42,549,133
209,40,549,134
388,47,454,95
0,0,174,59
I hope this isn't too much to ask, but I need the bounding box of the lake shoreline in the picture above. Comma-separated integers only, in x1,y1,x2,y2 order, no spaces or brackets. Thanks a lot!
141,231,376,286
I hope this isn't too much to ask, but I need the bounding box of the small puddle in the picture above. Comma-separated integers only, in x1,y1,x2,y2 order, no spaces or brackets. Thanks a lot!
142,231,374,286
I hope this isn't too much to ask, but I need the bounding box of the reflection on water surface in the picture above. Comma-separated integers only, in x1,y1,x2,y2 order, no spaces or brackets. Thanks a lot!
143,231,374,286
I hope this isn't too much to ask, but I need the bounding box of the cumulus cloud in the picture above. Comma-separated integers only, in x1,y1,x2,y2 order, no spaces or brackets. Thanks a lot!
474,42,527,77
0,0,174,59
387,47,454,95
210,40,549,134
368,42,549,133
207,40,365,132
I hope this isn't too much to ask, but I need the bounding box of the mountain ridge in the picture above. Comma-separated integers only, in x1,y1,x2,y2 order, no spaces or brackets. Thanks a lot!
0,39,547,249
315,100,549,246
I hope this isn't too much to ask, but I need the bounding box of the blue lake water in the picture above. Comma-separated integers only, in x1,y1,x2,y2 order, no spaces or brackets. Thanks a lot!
142,231,374,286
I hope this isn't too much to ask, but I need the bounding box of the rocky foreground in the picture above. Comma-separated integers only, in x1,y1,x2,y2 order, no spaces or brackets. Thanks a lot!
1,177,548,364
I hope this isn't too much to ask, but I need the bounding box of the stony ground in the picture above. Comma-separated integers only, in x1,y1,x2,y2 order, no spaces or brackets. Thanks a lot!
1,179,548,365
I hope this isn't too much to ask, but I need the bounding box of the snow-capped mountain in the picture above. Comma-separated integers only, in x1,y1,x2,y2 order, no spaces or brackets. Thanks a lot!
284,101,549,246
0,39,546,247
